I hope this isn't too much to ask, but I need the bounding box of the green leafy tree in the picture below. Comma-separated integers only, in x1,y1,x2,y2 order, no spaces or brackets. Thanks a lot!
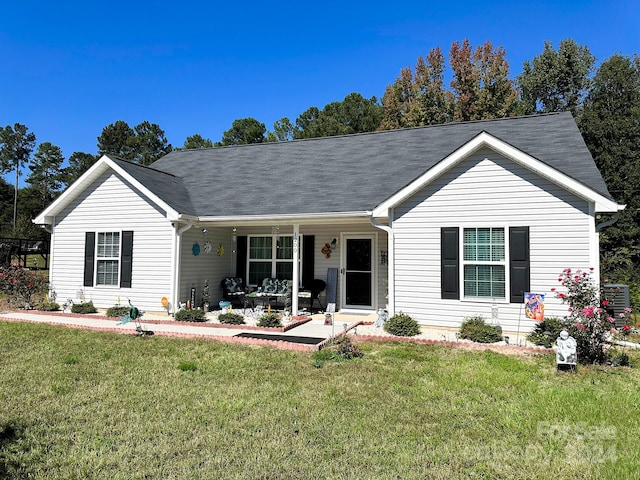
97,120,171,165
0,123,36,231
518,39,595,115
63,152,98,187
293,107,321,139
217,118,266,146
97,120,136,160
578,54,640,302
182,134,213,149
131,121,172,166
294,93,382,139
266,117,294,142
26,142,65,211
0,177,14,235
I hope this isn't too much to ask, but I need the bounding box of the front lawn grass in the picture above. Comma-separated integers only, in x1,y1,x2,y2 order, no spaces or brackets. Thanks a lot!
1,321,639,479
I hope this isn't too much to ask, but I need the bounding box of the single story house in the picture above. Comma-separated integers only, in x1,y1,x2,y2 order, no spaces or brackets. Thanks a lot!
34,112,623,331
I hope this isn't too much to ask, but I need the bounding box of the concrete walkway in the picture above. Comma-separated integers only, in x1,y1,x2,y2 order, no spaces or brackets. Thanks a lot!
0,310,370,351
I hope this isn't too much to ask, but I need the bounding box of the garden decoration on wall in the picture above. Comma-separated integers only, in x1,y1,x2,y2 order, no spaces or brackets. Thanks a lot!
321,243,332,258
192,243,200,256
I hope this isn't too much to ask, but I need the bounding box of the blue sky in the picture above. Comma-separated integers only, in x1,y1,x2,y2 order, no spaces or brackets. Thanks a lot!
1,1,639,187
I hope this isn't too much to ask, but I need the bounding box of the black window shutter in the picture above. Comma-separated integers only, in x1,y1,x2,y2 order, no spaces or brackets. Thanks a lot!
83,232,95,287
236,236,247,283
441,227,459,299
302,235,315,288
120,231,134,288
509,226,530,303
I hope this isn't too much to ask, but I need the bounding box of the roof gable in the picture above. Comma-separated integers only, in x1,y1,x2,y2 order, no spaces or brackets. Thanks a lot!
372,131,620,217
34,155,195,225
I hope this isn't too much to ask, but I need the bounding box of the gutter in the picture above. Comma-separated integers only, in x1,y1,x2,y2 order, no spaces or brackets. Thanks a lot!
370,215,394,315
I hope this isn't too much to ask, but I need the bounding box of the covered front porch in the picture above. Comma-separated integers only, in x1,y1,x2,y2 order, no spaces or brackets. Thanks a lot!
170,217,391,317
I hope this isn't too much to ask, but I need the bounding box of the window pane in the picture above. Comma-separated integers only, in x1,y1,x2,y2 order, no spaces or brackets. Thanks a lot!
276,262,293,280
464,265,505,298
249,237,272,259
276,236,293,259
477,245,491,261
249,262,272,285
97,260,119,286
463,244,475,261
97,232,120,258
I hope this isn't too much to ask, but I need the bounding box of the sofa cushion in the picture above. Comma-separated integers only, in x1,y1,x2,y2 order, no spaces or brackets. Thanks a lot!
224,277,244,294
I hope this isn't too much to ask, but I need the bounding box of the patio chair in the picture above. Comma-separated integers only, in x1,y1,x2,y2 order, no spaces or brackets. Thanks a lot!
308,279,326,313
221,277,246,307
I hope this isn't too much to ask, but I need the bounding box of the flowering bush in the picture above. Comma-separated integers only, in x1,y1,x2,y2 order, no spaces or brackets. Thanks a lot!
552,268,635,364
0,264,48,308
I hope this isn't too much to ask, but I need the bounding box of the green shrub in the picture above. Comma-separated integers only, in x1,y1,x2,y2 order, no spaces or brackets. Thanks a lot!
312,335,363,367
218,312,246,325
71,301,97,314
527,316,569,348
327,334,364,359
175,309,207,322
106,305,131,318
384,312,421,337
459,315,502,343
257,312,282,328
37,301,60,311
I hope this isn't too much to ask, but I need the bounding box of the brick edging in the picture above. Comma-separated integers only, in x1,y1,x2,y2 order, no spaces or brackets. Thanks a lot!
8,309,311,333
0,315,319,352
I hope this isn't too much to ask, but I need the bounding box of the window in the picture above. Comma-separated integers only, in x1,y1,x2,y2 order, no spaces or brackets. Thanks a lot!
248,235,296,285
463,227,505,299
96,232,120,285
84,231,133,288
440,226,529,302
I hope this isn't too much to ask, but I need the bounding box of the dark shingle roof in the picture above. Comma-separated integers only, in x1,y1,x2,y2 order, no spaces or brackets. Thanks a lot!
111,158,197,216
143,112,611,218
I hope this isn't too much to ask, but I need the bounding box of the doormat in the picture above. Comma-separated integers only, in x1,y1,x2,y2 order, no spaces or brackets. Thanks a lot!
234,332,326,345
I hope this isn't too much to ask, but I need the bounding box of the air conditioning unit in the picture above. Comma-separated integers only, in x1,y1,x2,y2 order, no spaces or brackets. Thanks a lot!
602,284,630,326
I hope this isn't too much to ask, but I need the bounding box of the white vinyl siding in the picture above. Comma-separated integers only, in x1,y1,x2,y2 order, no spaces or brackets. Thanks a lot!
50,171,174,312
392,147,596,330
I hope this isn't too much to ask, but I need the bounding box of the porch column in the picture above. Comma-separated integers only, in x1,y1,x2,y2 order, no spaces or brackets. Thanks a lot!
291,224,300,315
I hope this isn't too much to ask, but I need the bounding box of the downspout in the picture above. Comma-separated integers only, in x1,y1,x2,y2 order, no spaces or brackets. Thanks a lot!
370,214,394,315
171,219,194,314
595,210,621,232
594,208,623,286
44,220,54,296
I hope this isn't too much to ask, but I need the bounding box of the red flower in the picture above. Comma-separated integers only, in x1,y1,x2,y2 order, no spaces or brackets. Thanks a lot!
602,300,609,306
623,324,631,332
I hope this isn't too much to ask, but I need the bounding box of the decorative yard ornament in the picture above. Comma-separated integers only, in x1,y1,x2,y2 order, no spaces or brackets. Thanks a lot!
556,329,577,371
321,243,332,258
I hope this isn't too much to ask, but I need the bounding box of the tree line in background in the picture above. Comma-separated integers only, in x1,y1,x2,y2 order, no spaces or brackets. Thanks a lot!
1,38,639,302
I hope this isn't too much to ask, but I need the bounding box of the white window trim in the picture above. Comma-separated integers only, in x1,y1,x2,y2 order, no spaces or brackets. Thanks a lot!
95,230,122,288
247,234,302,287
461,226,509,303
